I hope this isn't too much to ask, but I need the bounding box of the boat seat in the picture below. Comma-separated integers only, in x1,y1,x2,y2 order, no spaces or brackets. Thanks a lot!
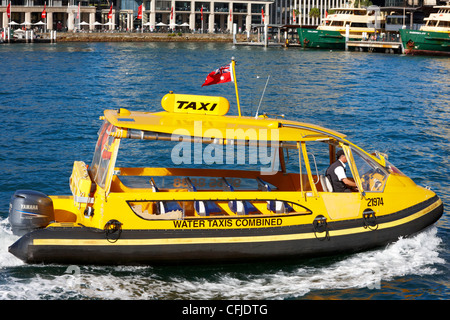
222,178,258,215
257,178,294,214
184,177,221,216
149,178,183,215
320,175,333,192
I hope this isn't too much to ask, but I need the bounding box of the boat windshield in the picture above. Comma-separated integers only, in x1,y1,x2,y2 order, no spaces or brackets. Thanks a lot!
351,148,389,192
89,120,117,189
384,159,407,176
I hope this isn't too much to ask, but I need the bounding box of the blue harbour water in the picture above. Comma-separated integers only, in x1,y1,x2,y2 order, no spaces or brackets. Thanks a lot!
0,42,448,301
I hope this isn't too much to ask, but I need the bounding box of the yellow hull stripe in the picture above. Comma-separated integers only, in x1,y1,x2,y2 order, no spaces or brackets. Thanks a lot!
33,199,441,246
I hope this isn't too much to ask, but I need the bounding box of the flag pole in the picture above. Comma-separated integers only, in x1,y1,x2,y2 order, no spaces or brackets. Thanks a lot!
7,0,10,42
77,1,80,31
231,57,241,117
44,1,47,34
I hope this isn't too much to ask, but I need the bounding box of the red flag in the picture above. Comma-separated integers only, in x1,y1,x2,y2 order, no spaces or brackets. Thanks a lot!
138,4,143,19
202,63,233,87
229,7,232,22
108,4,113,19
42,3,47,19
6,2,11,19
261,8,265,24
170,6,173,20
201,6,203,21
76,2,80,19
292,9,296,23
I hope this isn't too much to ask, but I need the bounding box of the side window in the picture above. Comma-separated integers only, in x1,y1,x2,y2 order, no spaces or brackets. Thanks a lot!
351,148,389,192
283,146,312,192
90,121,117,189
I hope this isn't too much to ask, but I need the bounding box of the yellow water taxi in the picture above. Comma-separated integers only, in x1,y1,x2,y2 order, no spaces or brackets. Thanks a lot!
8,91,443,265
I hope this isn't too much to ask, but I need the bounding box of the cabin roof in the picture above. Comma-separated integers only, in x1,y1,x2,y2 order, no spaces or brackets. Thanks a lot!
103,108,347,143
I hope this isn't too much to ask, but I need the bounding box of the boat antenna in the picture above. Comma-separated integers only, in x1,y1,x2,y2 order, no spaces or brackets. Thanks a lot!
254,75,270,119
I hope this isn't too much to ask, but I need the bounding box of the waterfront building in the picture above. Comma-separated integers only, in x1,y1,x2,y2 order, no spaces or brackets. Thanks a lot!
269,0,443,27
1,0,96,31
270,0,346,26
128,1,273,33
2,0,443,32
1,0,272,32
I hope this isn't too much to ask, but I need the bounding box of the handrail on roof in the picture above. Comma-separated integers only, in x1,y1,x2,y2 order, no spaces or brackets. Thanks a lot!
114,128,302,149
104,108,346,145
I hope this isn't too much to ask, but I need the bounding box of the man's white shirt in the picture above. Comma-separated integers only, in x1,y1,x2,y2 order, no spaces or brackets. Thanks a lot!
334,160,347,181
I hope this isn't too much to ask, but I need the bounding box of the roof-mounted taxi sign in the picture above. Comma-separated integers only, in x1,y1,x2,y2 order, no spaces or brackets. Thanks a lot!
161,91,230,116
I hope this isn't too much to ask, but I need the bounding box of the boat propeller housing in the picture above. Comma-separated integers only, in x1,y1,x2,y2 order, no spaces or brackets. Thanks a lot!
9,190,55,236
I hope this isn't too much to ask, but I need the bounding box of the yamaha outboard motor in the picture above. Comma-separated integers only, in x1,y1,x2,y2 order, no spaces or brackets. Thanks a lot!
9,190,55,236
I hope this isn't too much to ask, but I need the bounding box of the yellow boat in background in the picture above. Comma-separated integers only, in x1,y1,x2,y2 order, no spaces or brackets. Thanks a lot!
8,90,443,265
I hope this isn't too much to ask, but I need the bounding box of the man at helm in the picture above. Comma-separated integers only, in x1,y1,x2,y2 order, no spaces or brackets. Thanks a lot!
326,150,358,192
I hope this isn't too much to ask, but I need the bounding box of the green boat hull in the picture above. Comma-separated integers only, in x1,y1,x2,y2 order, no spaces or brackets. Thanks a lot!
297,28,346,50
399,29,450,56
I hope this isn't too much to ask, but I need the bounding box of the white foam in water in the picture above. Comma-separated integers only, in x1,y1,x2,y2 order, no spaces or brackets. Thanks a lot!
153,227,443,300
0,218,23,268
0,226,444,299
179,227,444,299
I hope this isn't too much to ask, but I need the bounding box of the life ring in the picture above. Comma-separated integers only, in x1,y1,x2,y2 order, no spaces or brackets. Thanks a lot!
406,39,415,48
303,38,310,46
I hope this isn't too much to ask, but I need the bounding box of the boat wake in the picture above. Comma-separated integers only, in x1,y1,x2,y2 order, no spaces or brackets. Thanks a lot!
0,217,444,299
160,227,445,300
0,218,22,268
